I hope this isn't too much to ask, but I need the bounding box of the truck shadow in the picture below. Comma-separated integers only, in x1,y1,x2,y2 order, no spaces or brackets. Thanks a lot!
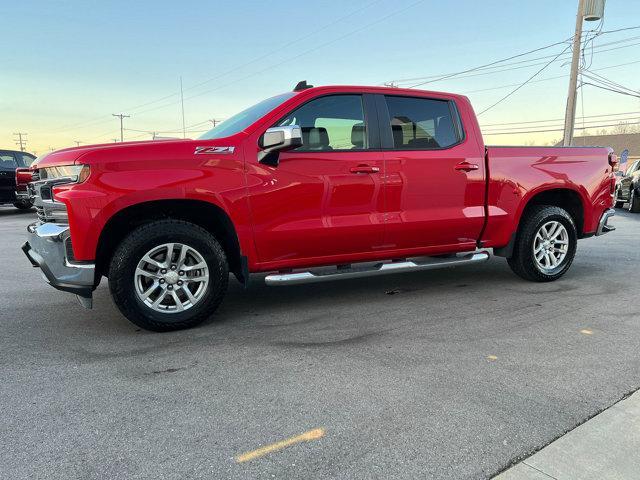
0,207,36,218
19,248,628,366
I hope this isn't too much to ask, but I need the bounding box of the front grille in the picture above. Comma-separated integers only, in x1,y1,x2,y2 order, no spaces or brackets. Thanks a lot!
31,175,70,224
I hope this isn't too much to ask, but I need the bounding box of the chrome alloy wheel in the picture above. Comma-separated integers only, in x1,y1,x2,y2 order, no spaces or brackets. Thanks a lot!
532,221,569,272
134,243,209,313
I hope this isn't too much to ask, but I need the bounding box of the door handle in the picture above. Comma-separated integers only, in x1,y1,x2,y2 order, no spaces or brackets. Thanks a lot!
350,165,380,174
455,162,479,172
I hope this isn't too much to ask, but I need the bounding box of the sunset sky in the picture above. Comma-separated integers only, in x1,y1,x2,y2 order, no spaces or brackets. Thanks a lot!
2,0,640,154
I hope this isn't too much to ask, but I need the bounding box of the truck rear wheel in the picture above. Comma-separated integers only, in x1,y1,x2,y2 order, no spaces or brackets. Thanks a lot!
108,220,228,332
507,205,577,282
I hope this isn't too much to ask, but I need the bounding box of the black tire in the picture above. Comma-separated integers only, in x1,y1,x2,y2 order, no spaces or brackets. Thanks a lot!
629,187,640,213
507,205,577,282
108,220,228,332
13,201,33,210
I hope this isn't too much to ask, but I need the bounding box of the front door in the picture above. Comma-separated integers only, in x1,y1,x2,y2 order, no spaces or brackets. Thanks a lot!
377,94,486,253
247,94,385,267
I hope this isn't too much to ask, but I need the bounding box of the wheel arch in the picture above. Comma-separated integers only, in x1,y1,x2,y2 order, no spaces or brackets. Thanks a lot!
519,187,586,236
495,187,586,258
95,199,246,285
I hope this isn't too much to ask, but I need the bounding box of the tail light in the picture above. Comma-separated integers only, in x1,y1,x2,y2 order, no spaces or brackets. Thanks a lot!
15,168,32,191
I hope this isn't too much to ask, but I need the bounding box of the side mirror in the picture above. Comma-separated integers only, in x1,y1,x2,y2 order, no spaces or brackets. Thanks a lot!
258,126,303,166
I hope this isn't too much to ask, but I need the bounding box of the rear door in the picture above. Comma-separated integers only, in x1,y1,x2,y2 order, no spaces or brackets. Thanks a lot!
378,94,486,253
0,151,18,202
247,93,386,266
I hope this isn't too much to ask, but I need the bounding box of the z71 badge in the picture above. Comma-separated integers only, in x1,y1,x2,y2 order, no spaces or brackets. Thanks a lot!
194,146,235,155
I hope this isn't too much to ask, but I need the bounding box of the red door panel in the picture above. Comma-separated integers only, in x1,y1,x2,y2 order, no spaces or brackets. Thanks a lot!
383,147,486,251
246,151,385,264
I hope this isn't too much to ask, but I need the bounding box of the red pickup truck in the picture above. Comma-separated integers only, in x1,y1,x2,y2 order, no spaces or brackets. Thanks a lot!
23,83,617,331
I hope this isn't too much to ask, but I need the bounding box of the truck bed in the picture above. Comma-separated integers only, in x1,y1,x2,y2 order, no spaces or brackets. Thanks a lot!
481,145,614,249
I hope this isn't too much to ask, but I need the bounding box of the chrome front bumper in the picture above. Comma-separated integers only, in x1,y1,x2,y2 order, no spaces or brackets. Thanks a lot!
23,222,95,306
596,208,616,236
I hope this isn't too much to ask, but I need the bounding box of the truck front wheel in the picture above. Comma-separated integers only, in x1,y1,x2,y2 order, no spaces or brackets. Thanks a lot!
108,220,229,332
507,205,577,282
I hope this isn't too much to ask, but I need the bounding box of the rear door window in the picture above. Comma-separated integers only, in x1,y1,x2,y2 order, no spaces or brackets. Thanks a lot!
383,96,462,150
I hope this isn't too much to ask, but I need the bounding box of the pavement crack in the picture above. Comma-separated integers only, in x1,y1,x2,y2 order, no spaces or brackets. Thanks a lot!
522,462,559,480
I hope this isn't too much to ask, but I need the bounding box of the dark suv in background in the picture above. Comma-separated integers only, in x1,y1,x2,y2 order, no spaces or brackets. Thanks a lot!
0,149,36,209
615,159,640,213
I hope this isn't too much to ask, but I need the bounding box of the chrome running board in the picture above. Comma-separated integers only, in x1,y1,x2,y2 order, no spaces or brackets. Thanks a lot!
264,251,490,286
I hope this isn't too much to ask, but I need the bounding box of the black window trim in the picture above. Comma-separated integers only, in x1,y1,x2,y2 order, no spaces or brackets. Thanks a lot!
376,93,466,151
269,92,380,153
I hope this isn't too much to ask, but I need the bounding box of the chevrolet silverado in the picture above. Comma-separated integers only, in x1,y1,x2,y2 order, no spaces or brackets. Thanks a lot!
23,83,617,331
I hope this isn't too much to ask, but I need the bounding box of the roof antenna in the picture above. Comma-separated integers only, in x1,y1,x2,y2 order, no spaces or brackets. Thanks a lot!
294,80,313,91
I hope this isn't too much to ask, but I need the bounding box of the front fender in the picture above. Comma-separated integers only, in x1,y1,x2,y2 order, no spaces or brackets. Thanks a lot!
52,162,251,261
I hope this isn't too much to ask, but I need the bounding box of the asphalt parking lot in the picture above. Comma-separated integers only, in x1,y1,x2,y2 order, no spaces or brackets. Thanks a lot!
1,206,639,480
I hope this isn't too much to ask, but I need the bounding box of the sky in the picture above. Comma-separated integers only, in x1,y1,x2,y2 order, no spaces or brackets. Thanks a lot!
2,0,640,154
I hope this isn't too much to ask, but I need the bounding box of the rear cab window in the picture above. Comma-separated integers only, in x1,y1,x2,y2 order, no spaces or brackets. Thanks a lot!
383,95,463,150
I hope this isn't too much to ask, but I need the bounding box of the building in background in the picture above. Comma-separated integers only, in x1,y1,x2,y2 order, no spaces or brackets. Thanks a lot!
557,133,640,171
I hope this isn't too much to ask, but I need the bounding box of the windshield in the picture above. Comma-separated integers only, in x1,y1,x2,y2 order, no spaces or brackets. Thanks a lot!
198,92,296,140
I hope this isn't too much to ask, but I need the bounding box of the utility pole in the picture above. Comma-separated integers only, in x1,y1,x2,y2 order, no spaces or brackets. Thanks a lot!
180,76,186,139
73,140,82,147
112,138,119,143
562,0,605,146
209,119,219,128
112,113,130,142
13,132,27,151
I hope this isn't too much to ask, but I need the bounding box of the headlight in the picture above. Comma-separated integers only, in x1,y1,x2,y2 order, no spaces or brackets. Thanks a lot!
39,164,90,183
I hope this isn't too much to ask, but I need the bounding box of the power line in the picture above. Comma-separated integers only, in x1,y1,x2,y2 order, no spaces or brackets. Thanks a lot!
130,0,428,120
389,34,640,86
476,45,572,116
480,110,640,127
581,70,640,96
403,37,574,89
581,82,640,98
46,0,386,135
464,59,640,94
182,0,386,94
599,25,640,34
484,120,640,136
482,115,640,133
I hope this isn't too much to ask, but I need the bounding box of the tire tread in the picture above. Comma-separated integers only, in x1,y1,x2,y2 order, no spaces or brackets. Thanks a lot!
507,205,577,282
108,219,228,331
